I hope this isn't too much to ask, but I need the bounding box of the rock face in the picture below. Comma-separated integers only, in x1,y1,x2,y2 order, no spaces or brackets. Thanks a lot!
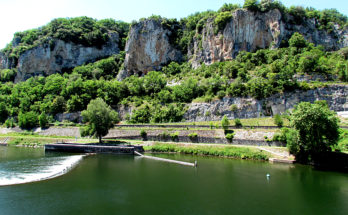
1,32,120,82
1,9,347,81
190,9,348,67
184,85,348,122
118,19,182,80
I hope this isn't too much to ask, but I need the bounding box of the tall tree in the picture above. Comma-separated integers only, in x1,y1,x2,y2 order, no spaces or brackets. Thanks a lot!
289,101,339,162
81,98,119,143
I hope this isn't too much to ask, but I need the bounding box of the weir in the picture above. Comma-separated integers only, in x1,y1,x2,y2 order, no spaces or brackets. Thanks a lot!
134,151,197,167
45,143,144,154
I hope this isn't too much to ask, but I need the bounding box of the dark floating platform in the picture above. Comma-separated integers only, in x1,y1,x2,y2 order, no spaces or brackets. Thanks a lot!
45,143,144,155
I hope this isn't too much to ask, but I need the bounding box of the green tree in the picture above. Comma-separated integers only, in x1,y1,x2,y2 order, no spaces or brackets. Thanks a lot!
18,111,39,130
50,96,67,115
221,115,230,130
39,112,49,129
289,32,307,49
290,101,340,162
274,114,283,127
81,98,119,143
143,71,166,95
243,0,260,12
214,12,233,31
0,102,8,123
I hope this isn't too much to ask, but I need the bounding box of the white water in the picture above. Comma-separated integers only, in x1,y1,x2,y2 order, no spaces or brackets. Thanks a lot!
0,155,84,186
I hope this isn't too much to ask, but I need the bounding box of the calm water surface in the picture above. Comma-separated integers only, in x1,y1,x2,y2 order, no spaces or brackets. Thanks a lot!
0,146,347,215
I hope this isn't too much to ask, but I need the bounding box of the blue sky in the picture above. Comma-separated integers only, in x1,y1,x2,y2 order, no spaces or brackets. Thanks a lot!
0,0,347,49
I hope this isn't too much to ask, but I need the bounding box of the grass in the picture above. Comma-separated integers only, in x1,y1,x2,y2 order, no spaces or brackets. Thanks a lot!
338,129,348,153
339,117,348,127
7,137,71,147
0,132,98,147
0,132,76,139
144,143,271,161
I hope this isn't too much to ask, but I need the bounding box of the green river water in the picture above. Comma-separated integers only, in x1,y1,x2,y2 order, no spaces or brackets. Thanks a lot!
0,146,347,215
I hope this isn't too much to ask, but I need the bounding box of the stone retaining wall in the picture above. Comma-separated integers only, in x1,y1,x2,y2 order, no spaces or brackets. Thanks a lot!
110,135,284,147
45,143,143,154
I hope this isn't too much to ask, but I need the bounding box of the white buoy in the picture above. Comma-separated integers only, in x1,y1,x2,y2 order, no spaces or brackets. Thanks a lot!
266,173,270,178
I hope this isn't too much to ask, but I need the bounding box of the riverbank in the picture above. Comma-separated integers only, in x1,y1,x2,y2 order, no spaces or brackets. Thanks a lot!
144,142,272,161
0,133,280,161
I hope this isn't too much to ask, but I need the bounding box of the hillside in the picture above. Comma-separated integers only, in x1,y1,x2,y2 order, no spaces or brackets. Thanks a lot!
0,1,347,127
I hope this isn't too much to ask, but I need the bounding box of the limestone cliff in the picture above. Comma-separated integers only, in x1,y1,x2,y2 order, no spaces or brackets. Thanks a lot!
190,9,348,67
0,32,120,82
117,19,182,80
184,85,348,122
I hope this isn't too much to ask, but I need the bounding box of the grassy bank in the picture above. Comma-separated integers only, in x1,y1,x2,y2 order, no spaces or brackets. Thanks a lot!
338,129,348,153
0,132,97,147
144,143,271,161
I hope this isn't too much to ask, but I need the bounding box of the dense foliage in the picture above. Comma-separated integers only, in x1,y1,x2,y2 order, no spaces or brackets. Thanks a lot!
2,17,129,60
172,0,347,54
81,98,119,143
274,101,340,163
0,33,347,126
289,101,340,162
0,1,347,126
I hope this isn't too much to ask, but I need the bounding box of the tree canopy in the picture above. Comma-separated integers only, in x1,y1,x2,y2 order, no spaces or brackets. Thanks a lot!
81,98,120,143
288,101,340,162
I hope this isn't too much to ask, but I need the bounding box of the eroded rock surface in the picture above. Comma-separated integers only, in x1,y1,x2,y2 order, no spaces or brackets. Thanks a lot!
1,32,120,82
190,9,347,67
184,85,348,121
118,19,182,80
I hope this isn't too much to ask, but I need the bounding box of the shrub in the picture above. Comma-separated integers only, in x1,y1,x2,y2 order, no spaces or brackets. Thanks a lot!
243,0,260,12
217,90,226,99
289,32,307,49
234,118,242,127
188,132,198,141
129,105,151,123
39,112,49,129
230,104,238,112
225,133,235,142
170,132,179,141
5,118,15,128
18,111,39,130
140,129,147,140
214,11,233,32
274,114,283,127
218,3,241,12
80,126,91,137
159,131,170,139
221,115,230,130
0,69,16,82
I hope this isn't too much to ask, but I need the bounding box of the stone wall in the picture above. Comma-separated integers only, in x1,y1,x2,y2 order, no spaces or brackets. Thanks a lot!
109,135,284,147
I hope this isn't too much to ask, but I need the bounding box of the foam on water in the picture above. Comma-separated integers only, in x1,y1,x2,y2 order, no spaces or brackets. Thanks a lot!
0,155,84,186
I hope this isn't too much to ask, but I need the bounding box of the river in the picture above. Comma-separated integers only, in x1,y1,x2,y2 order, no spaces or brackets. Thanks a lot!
0,146,347,215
